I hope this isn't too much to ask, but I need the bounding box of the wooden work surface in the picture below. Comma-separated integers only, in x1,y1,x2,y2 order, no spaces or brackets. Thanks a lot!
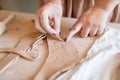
0,10,120,80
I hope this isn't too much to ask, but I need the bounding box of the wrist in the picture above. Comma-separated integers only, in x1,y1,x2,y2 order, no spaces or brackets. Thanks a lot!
94,0,120,13
90,6,109,19
93,5,111,15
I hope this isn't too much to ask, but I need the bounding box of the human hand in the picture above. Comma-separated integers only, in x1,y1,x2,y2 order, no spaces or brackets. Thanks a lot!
35,3,62,36
65,6,109,42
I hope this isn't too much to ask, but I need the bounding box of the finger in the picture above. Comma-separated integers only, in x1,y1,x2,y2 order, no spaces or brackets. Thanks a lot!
80,27,90,38
96,27,104,36
35,13,46,33
89,27,98,37
40,13,57,35
53,17,61,35
65,22,82,42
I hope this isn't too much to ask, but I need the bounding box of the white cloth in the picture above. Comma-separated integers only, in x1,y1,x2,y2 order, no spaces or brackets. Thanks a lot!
71,27,120,80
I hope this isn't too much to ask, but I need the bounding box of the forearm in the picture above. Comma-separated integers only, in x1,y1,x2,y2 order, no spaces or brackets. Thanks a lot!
95,0,120,13
44,0,61,4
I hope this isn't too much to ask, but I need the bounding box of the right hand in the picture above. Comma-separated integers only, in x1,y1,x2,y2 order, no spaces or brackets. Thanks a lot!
35,3,62,36
65,6,109,42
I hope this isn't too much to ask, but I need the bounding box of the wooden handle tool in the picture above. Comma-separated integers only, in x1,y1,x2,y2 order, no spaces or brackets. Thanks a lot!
0,13,15,35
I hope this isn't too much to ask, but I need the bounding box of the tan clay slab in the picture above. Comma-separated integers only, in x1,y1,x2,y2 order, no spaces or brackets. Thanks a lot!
0,33,46,73
34,36,80,80
0,10,120,80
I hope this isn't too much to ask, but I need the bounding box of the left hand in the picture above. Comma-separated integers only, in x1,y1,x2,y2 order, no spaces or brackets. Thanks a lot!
65,6,109,42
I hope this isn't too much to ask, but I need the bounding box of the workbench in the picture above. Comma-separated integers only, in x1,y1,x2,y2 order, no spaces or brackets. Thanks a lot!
0,10,120,80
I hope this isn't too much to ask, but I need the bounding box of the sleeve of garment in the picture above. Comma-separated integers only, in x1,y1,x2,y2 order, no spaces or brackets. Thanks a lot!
110,4,120,22
39,0,120,23
61,0,120,23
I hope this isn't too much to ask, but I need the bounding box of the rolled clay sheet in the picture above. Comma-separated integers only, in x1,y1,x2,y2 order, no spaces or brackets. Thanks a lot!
0,33,46,61
70,27,120,80
0,33,46,74
34,36,80,80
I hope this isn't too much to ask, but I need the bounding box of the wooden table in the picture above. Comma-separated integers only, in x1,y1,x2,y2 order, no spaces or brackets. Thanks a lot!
0,10,120,80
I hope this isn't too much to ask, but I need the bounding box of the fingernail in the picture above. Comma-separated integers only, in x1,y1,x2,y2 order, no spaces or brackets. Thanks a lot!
69,28,72,31
53,33,56,35
64,37,67,42
31,19,34,23
59,32,61,36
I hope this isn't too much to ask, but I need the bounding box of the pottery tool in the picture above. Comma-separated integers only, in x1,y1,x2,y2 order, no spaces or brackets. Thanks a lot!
0,33,46,74
55,35,64,41
0,13,15,35
49,19,64,41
